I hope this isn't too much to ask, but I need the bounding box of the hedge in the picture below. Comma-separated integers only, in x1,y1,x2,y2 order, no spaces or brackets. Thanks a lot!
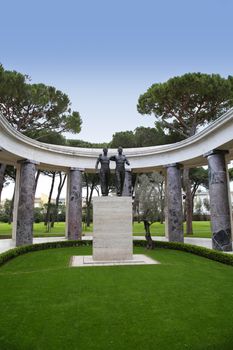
134,240,233,266
0,240,92,267
0,239,233,267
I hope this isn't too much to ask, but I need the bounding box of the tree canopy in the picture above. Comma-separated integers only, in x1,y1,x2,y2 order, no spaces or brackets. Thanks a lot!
110,131,136,148
0,64,82,201
137,72,233,137
110,125,182,148
0,64,82,137
66,139,108,149
138,72,233,235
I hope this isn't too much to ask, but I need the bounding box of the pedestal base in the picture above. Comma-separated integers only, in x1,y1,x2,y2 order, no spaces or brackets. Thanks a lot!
70,255,159,267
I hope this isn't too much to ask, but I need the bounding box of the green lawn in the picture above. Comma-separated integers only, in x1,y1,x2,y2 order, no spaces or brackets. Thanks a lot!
133,221,211,237
0,221,212,238
0,222,66,239
0,246,232,349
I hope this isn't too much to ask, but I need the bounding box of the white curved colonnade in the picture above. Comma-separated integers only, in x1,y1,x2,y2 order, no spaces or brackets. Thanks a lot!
0,110,233,251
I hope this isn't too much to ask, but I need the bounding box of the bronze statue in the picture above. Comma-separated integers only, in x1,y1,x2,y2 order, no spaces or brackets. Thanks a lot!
95,148,110,196
110,147,130,196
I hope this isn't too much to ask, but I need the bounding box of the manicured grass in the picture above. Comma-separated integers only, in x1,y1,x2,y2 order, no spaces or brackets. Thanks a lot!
0,221,212,238
133,221,165,235
133,221,211,237
184,221,211,237
0,246,232,349
0,222,66,238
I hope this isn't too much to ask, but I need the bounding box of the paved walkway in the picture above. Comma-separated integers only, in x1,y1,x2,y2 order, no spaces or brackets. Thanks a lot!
0,235,232,254
0,237,66,254
0,235,218,254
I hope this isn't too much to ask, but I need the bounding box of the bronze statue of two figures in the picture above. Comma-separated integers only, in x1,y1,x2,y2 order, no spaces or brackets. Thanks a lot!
95,147,130,196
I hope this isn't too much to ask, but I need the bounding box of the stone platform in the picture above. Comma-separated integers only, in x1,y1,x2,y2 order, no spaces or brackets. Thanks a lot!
70,254,159,267
93,196,133,261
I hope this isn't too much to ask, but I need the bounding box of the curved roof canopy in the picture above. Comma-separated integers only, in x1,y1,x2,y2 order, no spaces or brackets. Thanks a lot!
0,110,233,172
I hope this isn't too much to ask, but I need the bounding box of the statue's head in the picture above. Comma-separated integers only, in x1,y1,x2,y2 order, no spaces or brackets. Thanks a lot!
103,147,108,155
118,146,123,154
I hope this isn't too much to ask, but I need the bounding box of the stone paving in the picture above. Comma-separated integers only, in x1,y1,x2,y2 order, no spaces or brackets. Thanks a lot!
0,236,232,255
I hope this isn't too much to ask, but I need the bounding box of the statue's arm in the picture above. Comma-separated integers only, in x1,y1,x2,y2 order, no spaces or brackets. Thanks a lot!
109,155,116,161
95,155,101,170
125,157,130,166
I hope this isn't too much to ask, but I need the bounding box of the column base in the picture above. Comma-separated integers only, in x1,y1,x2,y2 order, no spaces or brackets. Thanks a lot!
212,229,232,251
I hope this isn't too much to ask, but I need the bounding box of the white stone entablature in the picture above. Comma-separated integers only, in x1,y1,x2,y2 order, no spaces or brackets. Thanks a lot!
0,109,233,172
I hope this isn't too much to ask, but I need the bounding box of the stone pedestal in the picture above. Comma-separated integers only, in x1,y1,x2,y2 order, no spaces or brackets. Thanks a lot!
93,196,133,261
122,169,132,196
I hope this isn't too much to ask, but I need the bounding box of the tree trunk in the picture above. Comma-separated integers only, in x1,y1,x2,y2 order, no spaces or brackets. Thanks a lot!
86,205,91,227
86,182,95,227
51,172,67,227
44,172,55,227
84,174,89,227
84,173,98,227
8,187,15,224
159,179,165,224
0,163,6,202
183,168,193,235
143,220,154,249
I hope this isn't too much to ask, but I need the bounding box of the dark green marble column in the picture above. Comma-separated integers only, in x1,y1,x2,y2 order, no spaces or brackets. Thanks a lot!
67,168,83,240
165,163,184,243
205,150,232,251
16,160,36,246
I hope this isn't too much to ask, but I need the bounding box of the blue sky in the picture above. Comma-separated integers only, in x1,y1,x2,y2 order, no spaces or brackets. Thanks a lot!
1,0,233,142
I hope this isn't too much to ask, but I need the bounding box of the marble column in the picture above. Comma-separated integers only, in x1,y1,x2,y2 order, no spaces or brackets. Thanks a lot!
164,175,169,238
205,150,232,251
12,163,20,241
165,163,184,242
15,160,37,246
66,168,83,240
122,169,132,196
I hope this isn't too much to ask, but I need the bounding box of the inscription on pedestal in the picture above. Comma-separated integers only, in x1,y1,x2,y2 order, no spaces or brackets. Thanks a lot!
93,197,133,261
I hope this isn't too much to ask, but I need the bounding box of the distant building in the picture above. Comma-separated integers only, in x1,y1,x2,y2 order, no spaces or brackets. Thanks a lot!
34,193,65,208
193,190,233,214
34,194,86,208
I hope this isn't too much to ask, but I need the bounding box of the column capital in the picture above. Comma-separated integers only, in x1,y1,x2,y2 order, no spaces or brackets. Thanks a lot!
203,149,229,158
69,167,84,172
164,163,182,169
17,159,40,165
